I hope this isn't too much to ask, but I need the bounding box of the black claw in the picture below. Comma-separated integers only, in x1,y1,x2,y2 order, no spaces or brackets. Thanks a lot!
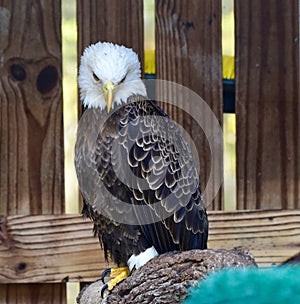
101,283,108,298
101,268,111,284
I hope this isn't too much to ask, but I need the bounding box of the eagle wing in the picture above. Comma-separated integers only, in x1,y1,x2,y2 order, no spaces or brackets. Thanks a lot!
111,96,208,252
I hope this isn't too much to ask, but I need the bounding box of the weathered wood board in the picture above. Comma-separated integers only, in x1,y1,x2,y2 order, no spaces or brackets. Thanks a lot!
235,0,300,209
1,210,299,284
0,0,65,302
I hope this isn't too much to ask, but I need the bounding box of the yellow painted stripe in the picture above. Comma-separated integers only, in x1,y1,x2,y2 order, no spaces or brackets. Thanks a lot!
144,50,235,80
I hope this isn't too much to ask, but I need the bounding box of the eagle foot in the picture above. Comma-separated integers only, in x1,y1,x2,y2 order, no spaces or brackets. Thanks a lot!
100,266,130,297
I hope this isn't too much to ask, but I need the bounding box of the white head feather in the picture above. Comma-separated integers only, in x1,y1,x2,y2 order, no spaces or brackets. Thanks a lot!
78,42,147,110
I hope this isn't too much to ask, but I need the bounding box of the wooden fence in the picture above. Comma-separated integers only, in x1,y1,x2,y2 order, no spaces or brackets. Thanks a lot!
0,0,299,303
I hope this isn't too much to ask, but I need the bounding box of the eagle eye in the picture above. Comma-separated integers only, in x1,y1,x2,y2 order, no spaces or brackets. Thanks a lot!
93,72,100,82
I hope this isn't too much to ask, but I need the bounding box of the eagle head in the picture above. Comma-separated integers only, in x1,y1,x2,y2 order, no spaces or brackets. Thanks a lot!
78,42,147,112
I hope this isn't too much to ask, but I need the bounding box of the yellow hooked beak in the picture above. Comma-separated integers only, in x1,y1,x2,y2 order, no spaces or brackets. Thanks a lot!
103,81,116,113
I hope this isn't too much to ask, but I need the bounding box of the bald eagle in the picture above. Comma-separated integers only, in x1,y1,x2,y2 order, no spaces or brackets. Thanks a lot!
75,42,208,294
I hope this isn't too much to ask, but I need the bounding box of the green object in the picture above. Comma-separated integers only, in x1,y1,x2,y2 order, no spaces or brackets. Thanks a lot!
184,266,300,304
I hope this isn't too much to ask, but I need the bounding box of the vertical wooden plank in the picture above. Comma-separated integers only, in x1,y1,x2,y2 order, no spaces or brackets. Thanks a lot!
0,0,65,215
0,0,66,302
235,0,300,209
0,284,66,304
77,0,144,70
155,0,223,210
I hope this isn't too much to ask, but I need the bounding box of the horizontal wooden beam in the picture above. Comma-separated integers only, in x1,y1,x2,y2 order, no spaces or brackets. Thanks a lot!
208,209,300,267
0,210,299,283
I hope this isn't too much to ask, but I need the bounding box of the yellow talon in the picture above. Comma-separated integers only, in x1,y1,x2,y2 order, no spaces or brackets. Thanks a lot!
109,266,130,279
106,266,130,291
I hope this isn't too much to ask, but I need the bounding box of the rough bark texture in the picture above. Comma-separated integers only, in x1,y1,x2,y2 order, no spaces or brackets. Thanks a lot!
281,252,300,266
77,248,257,304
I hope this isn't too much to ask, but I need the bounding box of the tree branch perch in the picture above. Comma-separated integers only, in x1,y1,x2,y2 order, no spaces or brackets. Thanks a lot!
77,248,257,304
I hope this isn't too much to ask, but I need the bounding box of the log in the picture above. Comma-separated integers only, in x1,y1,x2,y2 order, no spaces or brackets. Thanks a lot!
281,251,300,265
77,248,257,304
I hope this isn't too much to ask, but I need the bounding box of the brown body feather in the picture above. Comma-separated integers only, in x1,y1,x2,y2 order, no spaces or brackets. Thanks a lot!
75,95,208,266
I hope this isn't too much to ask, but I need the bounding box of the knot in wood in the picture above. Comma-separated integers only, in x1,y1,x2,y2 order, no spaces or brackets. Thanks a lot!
36,65,58,94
